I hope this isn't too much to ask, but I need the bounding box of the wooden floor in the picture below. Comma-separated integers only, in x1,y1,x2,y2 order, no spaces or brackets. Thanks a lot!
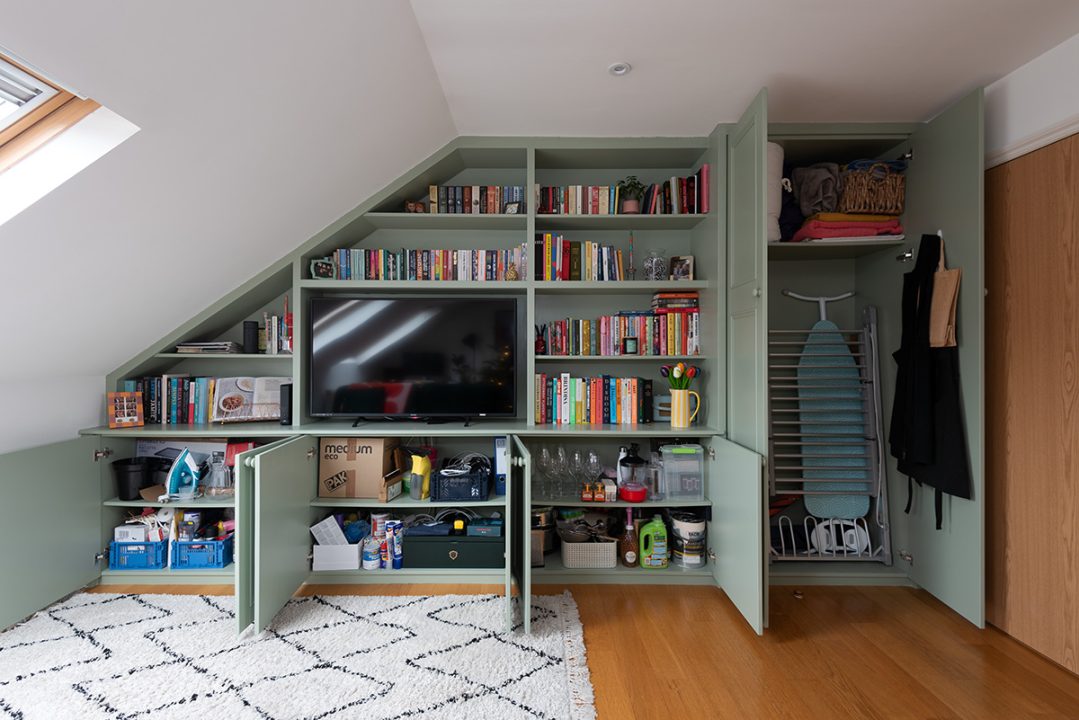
90,583,1079,719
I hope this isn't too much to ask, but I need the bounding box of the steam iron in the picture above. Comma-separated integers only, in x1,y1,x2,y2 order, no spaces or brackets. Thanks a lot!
163,448,201,501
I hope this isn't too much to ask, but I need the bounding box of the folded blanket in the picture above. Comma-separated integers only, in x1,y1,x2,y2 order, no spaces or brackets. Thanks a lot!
792,217,902,243
808,212,898,223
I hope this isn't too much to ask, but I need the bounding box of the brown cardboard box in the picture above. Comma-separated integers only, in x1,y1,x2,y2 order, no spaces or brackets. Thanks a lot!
318,437,401,498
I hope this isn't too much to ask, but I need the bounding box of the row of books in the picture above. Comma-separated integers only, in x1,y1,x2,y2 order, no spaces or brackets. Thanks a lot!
428,185,526,214
535,165,710,215
118,376,290,424
315,244,531,282
540,310,700,357
535,233,628,282
263,308,292,355
535,374,654,425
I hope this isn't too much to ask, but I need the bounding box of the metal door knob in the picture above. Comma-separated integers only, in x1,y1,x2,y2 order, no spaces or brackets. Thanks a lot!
753,288,762,298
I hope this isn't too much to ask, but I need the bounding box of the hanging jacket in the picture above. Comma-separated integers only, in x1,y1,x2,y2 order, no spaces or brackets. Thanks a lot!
889,234,973,528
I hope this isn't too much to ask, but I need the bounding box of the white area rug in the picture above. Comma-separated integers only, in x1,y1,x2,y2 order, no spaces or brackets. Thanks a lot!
0,592,594,720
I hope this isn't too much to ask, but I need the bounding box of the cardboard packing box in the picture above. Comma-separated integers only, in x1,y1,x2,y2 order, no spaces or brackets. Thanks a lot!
318,437,402,498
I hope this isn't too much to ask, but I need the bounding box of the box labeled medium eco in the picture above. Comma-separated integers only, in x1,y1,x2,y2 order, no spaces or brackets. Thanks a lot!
318,438,400,498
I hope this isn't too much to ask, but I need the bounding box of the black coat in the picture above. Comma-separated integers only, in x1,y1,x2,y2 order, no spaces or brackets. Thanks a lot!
889,234,973,529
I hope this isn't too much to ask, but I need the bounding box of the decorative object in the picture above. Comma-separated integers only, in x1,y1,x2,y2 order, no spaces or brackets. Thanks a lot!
504,262,519,281
504,201,521,214
669,255,695,281
310,257,335,279
404,200,426,213
660,363,702,429
535,323,547,355
617,175,646,214
0,592,596,720
621,337,639,355
643,250,667,281
107,391,144,429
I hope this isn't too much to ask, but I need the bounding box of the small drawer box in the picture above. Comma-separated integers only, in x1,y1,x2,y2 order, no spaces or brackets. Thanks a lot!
402,535,503,569
312,543,360,572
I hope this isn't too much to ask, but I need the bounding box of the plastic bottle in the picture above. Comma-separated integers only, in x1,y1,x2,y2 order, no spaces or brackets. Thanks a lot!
638,514,669,569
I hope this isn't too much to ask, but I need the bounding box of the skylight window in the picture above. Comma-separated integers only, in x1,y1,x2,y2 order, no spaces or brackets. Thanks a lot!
0,58,58,132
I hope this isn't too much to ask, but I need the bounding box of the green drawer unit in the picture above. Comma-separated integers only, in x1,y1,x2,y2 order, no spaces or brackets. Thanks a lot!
402,535,505,569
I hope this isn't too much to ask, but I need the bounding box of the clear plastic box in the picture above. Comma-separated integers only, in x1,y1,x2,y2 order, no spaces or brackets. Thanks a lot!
660,444,705,500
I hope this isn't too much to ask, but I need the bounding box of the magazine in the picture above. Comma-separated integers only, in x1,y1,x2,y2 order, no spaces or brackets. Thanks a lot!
211,377,291,423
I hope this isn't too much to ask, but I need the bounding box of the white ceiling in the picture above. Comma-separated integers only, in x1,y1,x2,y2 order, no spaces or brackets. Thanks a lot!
409,0,1079,135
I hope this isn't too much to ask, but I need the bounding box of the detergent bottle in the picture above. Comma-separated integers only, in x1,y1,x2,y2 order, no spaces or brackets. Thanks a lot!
638,514,669,569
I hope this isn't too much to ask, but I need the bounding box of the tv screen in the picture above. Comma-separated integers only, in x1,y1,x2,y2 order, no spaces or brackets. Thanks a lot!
308,296,517,418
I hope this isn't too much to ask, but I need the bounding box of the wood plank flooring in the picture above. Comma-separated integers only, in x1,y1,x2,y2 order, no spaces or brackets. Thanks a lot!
88,582,1079,719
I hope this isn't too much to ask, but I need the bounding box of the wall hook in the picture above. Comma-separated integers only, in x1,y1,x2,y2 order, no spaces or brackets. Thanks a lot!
896,248,914,263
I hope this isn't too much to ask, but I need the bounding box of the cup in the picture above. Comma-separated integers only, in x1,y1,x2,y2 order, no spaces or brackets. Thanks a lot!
669,389,700,429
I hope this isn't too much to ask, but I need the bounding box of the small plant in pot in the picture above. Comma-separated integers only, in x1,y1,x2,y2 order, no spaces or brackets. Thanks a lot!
617,175,646,214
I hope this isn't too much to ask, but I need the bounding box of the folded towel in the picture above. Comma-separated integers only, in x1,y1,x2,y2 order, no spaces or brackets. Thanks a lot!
791,217,902,243
808,212,898,223
792,163,841,216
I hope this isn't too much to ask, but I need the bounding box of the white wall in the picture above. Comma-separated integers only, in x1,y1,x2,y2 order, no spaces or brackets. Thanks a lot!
986,32,1079,167
0,2,456,453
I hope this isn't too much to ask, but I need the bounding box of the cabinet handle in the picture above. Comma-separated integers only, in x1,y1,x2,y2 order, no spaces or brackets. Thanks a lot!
753,288,762,298
448,550,459,561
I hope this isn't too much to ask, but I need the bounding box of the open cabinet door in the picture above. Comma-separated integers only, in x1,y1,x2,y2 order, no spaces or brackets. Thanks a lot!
235,438,293,633
509,436,531,633
727,88,769,454
903,89,985,626
0,437,102,629
709,437,766,634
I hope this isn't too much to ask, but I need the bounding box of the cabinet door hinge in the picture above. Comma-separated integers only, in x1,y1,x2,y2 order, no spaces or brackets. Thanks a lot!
707,446,716,461
93,448,113,462
306,448,316,460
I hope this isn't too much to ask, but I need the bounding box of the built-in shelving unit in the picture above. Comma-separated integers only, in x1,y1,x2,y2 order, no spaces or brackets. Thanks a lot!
767,237,907,261
310,494,506,509
104,495,236,509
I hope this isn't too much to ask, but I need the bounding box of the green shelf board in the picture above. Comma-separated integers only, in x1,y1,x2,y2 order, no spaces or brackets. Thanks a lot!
532,556,713,584
535,214,706,231
767,238,907,261
307,567,507,584
298,279,527,293
104,495,236,508
516,424,718,437
99,564,235,583
534,354,708,362
304,419,533,437
82,422,293,438
311,493,506,509
363,212,527,230
153,353,293,360
532,280,711,294
530,498,710,508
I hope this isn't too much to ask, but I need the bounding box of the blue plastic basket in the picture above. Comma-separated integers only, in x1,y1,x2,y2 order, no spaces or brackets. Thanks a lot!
172,534,234,570
109,540,167,570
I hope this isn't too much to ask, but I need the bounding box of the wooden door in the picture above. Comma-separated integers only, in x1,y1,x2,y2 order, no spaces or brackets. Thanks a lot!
0,437,102,629
727,89,769,455
986,133,1079,672
710,436,766,634
857,89,985,626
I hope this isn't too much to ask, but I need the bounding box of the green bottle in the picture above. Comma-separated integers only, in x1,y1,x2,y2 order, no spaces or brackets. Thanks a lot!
638,514,669,569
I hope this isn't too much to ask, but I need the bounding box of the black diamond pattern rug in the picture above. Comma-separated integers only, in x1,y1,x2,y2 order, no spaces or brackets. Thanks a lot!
0,592,594,720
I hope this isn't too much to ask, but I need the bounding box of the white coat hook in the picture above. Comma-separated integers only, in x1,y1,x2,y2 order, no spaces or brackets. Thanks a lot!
937,229,943,238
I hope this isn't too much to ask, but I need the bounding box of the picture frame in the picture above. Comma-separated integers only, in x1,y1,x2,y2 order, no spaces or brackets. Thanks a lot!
669,255,695,281
310,257,336,279
108,391,144,429
621,337,639,355
503,201,521,215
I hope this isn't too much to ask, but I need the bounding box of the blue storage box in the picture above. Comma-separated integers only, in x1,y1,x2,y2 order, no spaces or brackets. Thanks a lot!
109,540,167,570
172,534,234,570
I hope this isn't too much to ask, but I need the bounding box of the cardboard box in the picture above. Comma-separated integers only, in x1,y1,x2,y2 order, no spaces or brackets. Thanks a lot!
318,437,401,498
313,543,360,571
379,471,404,503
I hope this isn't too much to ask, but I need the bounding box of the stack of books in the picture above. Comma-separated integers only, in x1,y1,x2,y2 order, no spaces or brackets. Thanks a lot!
534,165,710,215
118,375,291,425
534,374,654,425
174,341,239,354
428,185,525,214
539,292,701,357
315,245,530,282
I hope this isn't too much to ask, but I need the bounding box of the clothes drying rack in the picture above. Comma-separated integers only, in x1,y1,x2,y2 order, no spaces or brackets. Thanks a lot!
767,292,892,564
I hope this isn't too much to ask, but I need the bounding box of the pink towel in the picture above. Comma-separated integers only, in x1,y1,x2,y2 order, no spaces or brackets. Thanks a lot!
791,218,902,243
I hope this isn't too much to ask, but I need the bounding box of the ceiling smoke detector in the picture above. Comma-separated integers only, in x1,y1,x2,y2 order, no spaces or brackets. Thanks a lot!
607,62,632,77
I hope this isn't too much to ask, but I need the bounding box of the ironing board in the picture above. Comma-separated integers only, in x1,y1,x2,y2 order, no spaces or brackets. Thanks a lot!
797,317,871,520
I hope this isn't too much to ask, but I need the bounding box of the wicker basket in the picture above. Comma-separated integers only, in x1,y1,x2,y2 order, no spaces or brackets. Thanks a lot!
839,162,905,215
561,540,618,569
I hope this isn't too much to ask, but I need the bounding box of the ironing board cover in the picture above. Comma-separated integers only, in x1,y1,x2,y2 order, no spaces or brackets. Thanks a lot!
798,319,870,519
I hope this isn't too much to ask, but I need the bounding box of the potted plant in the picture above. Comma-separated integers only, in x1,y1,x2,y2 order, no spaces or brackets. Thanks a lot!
617,175,646,214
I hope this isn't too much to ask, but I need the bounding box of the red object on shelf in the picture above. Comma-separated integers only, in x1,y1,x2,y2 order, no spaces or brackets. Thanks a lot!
618,483,648,503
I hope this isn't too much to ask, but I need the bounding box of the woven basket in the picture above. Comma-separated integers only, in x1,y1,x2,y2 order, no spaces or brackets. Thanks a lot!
839,162,905,215
561,540,617,569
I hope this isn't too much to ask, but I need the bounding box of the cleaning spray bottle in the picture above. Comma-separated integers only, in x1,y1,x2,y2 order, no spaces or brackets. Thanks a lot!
638,514,669,569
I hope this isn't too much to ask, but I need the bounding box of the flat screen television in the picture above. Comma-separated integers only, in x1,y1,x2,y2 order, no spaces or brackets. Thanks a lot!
308,296,517,419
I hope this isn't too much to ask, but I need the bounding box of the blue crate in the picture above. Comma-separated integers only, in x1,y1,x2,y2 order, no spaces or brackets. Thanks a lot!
109,540,167,570
172,535,234,570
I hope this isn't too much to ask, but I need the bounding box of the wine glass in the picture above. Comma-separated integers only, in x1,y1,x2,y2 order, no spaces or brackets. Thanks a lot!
571,450,588,494
587,451,603,484
536,446,554,499
555,445,570,499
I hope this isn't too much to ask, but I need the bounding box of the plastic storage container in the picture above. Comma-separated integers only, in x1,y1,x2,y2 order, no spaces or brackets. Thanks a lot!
172,535,234,569
109,540,168,570
430,468,491,501
660,444,705,500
